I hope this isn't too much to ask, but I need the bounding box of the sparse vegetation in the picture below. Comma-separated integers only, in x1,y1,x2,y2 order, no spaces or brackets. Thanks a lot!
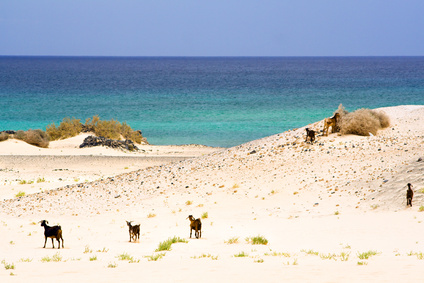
15,191,25,198
18,129,50,148
19,258,33,262
225,237,239,244
185,200,193,205
84,245,92,254
234,251,249,257
147,213,157,218
145,253,166,261
246,235,268,245
301,249,319,256
357,250,379,260
192,254,219,260
418,206,424,212
37,177,46,183
89,255,98,261
107,262,117,268
41,252,62,262
357,261,368,265
156,236,188,252
201,212,208,219
116,252,134,261
264,251,291,257
2,260,15,270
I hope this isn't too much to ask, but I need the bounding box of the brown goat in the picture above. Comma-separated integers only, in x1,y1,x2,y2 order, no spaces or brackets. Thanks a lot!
187,215,202,239
126,221,140,242
406,183,414,207
323,113,340,136
40,220,64,249
305,128,316,142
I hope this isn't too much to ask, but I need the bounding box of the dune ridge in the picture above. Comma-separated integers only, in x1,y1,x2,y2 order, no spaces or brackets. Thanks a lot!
0,105,423,282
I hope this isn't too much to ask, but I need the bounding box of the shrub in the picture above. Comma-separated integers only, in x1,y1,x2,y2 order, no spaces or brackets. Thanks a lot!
15,130,26,140
46,117,82,141
339,108,390,136
24,129,49,148
0,132,9,142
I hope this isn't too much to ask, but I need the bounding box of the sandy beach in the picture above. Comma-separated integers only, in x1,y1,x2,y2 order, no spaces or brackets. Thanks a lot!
1,105,424,282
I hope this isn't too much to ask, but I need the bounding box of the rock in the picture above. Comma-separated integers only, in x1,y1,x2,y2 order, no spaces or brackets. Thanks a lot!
79,135,139,151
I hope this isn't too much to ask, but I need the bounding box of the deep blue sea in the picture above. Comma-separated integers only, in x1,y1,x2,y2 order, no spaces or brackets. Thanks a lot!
0,56,423,147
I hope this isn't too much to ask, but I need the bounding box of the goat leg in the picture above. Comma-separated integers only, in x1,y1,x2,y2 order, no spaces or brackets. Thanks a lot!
43,237,47,248
51,238,55,248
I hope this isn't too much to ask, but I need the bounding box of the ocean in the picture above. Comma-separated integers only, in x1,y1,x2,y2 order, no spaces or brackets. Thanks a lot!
1,56,423,147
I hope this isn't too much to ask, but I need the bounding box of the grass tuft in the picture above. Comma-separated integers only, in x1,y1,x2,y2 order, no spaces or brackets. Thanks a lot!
357,250,379,260
246,235,268,245
225,237,239,244
156,236,188,252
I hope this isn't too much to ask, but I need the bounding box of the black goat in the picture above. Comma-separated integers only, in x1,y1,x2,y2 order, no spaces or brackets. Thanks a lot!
40,220,64,249
187,215,202,239
406,183,414,207
126,221,140,242
305,128,316,142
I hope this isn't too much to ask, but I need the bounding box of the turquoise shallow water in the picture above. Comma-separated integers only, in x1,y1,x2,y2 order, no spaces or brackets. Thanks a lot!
1,56,423,147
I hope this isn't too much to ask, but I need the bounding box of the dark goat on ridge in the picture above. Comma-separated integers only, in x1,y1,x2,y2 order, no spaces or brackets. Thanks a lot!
126,221,140,242
40,220,64,249
187,215,202,239
305,128,316,143
406,183,414,207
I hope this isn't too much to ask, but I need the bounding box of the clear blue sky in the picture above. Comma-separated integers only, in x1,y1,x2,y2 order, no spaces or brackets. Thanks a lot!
1,0,423,56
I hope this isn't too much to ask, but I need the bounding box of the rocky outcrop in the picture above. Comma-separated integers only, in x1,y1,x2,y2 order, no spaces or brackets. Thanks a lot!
79,135,139,151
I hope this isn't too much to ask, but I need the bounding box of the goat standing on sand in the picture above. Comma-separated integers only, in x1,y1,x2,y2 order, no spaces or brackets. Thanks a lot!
126,221,140,242
305,128,316,143
323,113,340,136
40,220,64,249
187,215,202,239
406,183,414,207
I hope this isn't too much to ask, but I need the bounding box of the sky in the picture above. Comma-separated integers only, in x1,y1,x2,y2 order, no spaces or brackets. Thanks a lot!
0,0,423,56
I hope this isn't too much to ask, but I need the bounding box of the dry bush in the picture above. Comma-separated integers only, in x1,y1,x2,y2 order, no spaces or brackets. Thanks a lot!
339,108,390,136
0,132,9,142
15,130,26,140
85,116,144,143
24,129,49,148
93,119,121,140
46,117,82,141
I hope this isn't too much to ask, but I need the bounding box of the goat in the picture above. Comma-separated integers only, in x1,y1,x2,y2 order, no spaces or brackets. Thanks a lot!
126,221,140,242
40,220,64,249
187,215,202,239
305,128,316,143
323,113,340,136
406,183,414,207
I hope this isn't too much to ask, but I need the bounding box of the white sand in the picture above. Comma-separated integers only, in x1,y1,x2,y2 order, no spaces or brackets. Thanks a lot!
0,105,423,282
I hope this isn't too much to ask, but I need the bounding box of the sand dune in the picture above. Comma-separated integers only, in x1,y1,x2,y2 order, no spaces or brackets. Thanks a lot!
1,105,423,282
